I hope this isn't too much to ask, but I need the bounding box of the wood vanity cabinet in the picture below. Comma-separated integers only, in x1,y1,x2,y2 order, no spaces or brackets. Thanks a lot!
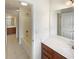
41,43,67,59
7,27,16,34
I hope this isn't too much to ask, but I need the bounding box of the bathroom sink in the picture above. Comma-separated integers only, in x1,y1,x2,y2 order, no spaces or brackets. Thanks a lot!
57,35,74,50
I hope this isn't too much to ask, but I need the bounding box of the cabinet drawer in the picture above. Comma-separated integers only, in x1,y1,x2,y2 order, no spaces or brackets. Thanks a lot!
42,54,49,59
42,49,52,57
42,43,54,55
52,51,66,59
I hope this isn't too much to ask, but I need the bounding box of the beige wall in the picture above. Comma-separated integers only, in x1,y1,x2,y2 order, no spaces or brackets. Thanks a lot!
19,6,32,59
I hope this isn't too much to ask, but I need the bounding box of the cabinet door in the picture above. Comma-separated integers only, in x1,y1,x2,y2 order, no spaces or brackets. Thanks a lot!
7,27,16,34
42,54,49,59
42,49,53,59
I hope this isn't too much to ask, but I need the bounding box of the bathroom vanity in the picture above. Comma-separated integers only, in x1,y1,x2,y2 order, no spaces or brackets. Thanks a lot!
41,36,74,59
7,26,16,34
41,43,66,59
6,15,16,35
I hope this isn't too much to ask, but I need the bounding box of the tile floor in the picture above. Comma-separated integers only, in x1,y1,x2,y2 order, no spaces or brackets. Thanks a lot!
6,34,30,59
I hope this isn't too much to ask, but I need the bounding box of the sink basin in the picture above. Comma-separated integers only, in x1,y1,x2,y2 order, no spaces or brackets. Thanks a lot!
57,35,74,49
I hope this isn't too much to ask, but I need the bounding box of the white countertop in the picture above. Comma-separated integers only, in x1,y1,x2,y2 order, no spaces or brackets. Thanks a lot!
42,36,74,59
7,26,16,28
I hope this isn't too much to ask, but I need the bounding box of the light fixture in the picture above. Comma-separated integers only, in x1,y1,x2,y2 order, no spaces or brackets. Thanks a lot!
66,0,74,6
16,9,20,12
6,16,12,18
21,2,28,6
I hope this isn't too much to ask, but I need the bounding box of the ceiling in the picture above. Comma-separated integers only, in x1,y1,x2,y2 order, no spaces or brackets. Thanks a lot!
5,0,32,16
5,0,20,16
50,0,74,10
5,0,74,14
5,0,20,10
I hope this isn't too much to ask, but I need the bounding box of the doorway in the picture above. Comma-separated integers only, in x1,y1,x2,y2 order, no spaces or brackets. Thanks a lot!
5,0,33,59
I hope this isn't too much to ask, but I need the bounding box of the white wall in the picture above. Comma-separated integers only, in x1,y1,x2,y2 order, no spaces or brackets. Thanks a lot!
19,0,73,59
19,0,50,59
49,11,57,37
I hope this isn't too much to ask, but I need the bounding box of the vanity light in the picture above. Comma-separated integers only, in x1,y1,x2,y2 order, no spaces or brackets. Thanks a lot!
7,15,12,18
21,2,28,6
16,10,20,12
66,0,74,6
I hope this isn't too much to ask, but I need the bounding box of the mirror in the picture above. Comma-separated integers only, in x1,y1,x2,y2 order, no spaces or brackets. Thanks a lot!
6,14,16,28
57,7,74,40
